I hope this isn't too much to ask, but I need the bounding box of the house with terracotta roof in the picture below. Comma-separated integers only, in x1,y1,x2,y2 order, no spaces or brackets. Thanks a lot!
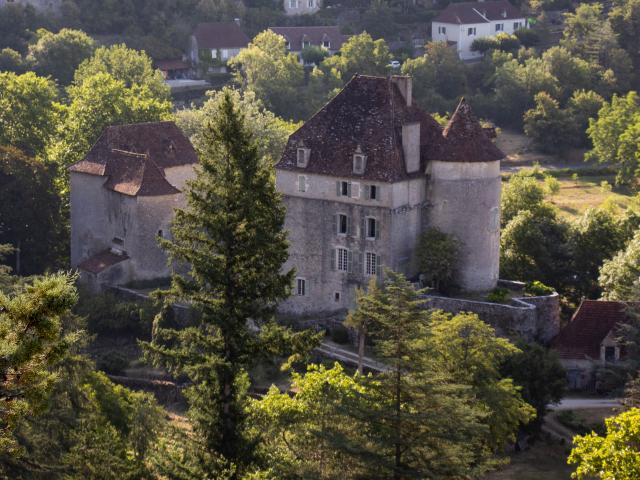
69,121,198,290
275,75,503,316
553,300,634,390
268,26,347,63
189,21,249,71
432,0,528,60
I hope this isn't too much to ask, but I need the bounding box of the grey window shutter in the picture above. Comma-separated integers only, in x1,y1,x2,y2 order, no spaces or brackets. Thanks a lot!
347,250,353,273
376,185,381,200
336,181,341,196
364,184,370,199
376,255,382,278
347,182,352,197
361,217,366,239
333,214,338,235
346,215,352,236
375,219,380,239
330,248,336,271
358,252,364,275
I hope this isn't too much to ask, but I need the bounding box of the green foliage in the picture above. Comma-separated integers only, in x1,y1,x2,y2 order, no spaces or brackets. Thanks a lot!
322,32,391,81
566,89,605,148
329,325,350,344
176,87,298,166
501,171,547,227
402,41,467,112
524,92,572,154
0,48,26,73
609,0,640,75
74,44,170,100
416,227,459,292
524,280,555,296
300,45,329,65
96,350,130,375
143,93,320,475
486,287,509,303
229,30,305,120
599,229,640,300
514,27,540,47
544,175,561,194
500,341,565,431
587,91,640,186
568,408,640,480
74,291,155,337
0,71,59,156
0,272,78,454
471,33,521,55
27,28,96,85
0,146,66,274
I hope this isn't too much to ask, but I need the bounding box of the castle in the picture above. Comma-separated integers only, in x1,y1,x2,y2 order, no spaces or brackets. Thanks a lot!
70,75,503,317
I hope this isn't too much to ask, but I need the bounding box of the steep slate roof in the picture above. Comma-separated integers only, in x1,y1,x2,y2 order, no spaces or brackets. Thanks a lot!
552,300,634,360
69,121,197,197
192,22,250,49
268,26,347,51
434,98,504,162
155,59,191,71
78,249,129,274
275,75,502,182
433,0,524,24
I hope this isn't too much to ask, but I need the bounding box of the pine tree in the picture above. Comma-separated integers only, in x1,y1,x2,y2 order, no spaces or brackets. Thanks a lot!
143,92,319,476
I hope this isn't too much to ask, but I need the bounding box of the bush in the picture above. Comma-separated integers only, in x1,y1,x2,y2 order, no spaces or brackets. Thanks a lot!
544,175,561,195
97,350,130,375
75,291,155,337
525,280,555,296
486,287,510,303
330,325,351,344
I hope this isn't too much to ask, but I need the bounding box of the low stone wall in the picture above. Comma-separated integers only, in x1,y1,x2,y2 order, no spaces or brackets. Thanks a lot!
424,292,560,344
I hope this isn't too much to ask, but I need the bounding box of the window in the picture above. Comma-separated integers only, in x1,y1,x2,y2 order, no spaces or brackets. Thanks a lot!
296,277,306,296
157,230,163,238
221,49,229,60
365,252,378,276
336,248,349,271
289,0,297,8
338,180,350,197
302,40,311,48
297,147,309,167
337,214,348,235
495,23,503,31
438,26,446,34
298,175,307,192
366,217,378,239
211,49,217,59
366,184,379,200
467,27,476,36
322,40,331,48
112,237,124,245
513,21,522,30
353,154,366,174
309,0,315,7
334,291,341,302
604,346,616,362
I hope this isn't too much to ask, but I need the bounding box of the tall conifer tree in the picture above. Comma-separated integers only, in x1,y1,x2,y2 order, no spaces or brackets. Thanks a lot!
143,93,317,476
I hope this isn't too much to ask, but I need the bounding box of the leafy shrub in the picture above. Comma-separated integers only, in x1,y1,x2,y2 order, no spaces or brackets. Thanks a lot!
544,175,561,195
75,291,155,337
525,280,555,296
97,350,130,375
486,287,510,303
330,325,351,345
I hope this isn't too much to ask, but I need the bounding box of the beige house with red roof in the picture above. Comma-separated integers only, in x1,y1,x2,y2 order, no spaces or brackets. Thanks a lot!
432,0,527,60
276,75,503,316
69,121,198,290
553,300,633,390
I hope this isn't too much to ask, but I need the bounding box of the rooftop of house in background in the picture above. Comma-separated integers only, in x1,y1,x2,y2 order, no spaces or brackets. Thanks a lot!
433,0,525,24
69,121,198,197
276,75,504,182
552,300,636,360
191,21,250,49
268,26,348,51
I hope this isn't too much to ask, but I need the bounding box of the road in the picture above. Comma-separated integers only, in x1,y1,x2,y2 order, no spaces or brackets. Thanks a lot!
548,397,622,411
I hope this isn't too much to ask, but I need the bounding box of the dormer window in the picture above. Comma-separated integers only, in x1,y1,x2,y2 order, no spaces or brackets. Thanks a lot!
501,9,507,18
297,147,310,167
352,147,366,174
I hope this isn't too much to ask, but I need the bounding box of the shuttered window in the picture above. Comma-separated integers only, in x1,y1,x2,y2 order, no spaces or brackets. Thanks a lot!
298,175,307,192
296,278,306,296
336,248,350,272
365,252,377,276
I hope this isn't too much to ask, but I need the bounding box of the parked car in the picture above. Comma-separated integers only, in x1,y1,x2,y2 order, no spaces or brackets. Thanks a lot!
388,60,401,69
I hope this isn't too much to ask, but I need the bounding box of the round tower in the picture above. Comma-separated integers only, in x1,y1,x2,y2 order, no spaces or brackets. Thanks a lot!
425,99,503,292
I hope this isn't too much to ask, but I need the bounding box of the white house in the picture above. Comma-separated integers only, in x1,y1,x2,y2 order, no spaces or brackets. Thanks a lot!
189,22,249,71
432,0,527,60
284,0,321,16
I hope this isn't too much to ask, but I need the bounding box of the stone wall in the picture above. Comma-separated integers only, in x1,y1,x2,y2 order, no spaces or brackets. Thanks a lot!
424,291,560,344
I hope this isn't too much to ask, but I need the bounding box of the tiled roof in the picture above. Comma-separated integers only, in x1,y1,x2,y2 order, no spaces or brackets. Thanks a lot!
192,22,250,49
552,300,634,360
268,26,347,51
155,59,191,71
78,249,129,274
275,75,502,182
69,121,197,197
434,98,504,162
433,0,524,24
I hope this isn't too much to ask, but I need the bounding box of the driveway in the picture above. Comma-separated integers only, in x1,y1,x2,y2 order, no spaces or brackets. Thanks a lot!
548,397,622,411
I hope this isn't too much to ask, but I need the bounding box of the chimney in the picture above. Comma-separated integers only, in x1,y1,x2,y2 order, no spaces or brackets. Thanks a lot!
391,75,412,107
402,122,421,173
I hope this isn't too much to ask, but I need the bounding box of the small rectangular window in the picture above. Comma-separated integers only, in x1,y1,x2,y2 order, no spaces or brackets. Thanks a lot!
366,218,377,239
604,346,616,362
365,252,377,276
296,278,306,296
370,185,378,200
298,175,307,192
513,21,521,30
495,23,503,31
309,0,314,7
296,148,309,167
468,27,476,36
337,248,349,271
302,40,311,48
438,26,446,34
353,154,366,174
334,291,341,302
340,181,349,196
322,40,330,48
337,214,348,235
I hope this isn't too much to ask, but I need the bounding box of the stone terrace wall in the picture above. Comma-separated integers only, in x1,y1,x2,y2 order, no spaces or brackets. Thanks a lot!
424,292,560,344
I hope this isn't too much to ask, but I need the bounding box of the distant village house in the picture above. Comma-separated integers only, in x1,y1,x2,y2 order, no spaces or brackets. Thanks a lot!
431,0,528,60
284,0,321,16
268,26,347,64
190,21,249,72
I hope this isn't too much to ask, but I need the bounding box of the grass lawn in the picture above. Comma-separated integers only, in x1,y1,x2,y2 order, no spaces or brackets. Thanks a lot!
483,440,574,480
543,175,635,220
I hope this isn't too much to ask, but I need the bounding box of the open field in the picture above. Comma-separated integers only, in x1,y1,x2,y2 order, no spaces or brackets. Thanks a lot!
483,441,574,480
